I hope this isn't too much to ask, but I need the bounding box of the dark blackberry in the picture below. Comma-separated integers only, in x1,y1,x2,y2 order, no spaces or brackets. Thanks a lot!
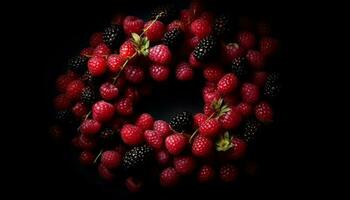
213,14,233,37
263,72,282,99
68,56,87,74
102,24,124,48
81,87,96,106
169,111,193,132
162,29,184,49
240,118,261,142
193,35,218,61
150,4,177,24
231,57,249,80
122,145,153,171
55,110,73,124
99,128,117,149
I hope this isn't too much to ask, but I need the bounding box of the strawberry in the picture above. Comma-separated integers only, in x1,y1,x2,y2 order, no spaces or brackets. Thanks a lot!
135,113,154,130
197,165,215,183
246,50,265,69
217,73,239,95
174,156,196,175
199,118,222,138
143,20,165,42
160,167,179,187
203,64,224,83
260,37,279,56
149,44,172,65
241,83,260,103
255,102,273,122
123,16,144,36
219,164,238,182
120,124,144,145
176,62,193,81
149,64,170,81
192,135,213,157
153,120,172,138
237,31,256,49
80,119,101,136
219,107,242,129
115,98,133,116
101,150,121,169
92,100,115,122
165,133,187,155
237,102,253,117
144,130,163,150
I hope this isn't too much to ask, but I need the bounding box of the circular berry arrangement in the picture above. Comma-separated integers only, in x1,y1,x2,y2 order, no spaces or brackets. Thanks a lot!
49,1,282,193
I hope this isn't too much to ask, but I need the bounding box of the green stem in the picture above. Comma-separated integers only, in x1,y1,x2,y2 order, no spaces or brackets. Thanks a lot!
140,12,164,37
112,51,137,84
189,112,216,143
84,111,91,120
93,150,103,164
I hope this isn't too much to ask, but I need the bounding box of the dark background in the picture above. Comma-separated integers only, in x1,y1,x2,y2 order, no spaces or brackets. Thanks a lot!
11,0,340,199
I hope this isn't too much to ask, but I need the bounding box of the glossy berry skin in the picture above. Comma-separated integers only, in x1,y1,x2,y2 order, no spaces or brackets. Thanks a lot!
199,118,221,138
115,98,133,116
194,113,207,127
241,83,260,104
174,156,196,175
149,64,170,82
176,62,193,81
88,56,107,76
119,40,136,59
224,138,247,160
107,54,125,73
89,32,103,48
165,133,187,155
153,120,172,138
237,31,256,49
100,82,119,100
203,64,224,83
123,16,144,36
124,65,145,84
219,107,242,130
80,119,101,136
66,80,84,100
149,45,172,65
72,102,88,118
190,18,212,39
156,150,170,166
144,20,165,42
246,50,265,70
101,150,121,169
120,124,144,145
237,102,253,117
217,73,239,95
144,130,163,150
92,101,115,122
192,135,213,157
135,113,154,130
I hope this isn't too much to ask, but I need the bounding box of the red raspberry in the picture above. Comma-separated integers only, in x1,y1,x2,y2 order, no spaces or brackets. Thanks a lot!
219,164,238,182
98,164,114,181
222,43,245,64
246,50,265,69
237,102,253,117
79,151,95,166
203,103,215,116
123,16,144,36
167,20,185,32
80,119,101,136
153,120,172,138
92,101,114,122
174,156,196,175
224,138,247,160
80,47,94,57
56,73,76,93
190,18,212,39
89,32,103,48
66,80,84,100
120,124,144,145
99,82,119,101
238,31,256,49
107,54,125,73
144,20,165,42
149,64,170,81
194,113,207,127
187,36,201,49
115,98,133,116
101,150,121,169
111,13,125,25
189,53,202,68
72,102,88,118
203,89,220,104
125,177,143,193
176,62,193,81
79,134,97,150
197,165,215,183
180,9,195,25
255,102,273,122
149,45,172,65
241,83,260,103
156,150,170,166
144,130,163,150
260,37,279,57
217,73,239,95
119,40,136,59
192,135,213,157
93,43,111,56
203,64,224,83
251,71,268,87
199,11,214,24
165,133,187,155
124,87,140,103
88,56,107,77
160,167,179,187
219,107,242,129
199,118,221,138
53,94,71,110
135,113,154,130
124,65,144,84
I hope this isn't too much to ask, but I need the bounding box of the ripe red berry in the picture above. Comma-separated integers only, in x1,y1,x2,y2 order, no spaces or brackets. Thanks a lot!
53,94,71,110
241,83,260,103
189,53,202,68
219,107,242,129
72,102,88,118
219,164,238,182
203,64,224,83
56,73,76,93
149,64,170,81
260,37,279,57
153,120,172,138
190,19,212,39
176,62,193,81
115,98,133,116
237,102,253,117
80,119,101,136
203,103,215,116
149,44,172,65
222,43,245,64
89,32,103,48
174,156,196,175
167,20,185,32
124,65,145,84
203,89,220,104
156,150,170,166
217,73,239,95
78,134,97,150
165,133,187,155
144,20,165,42
224,138,247,160
92,100,115,122
237,31,256,49
93,43,111,56
107,54,125,73
99,82,119,101
144,130,163,150
88,56,107,76
66,80,85,100
119,40,136,59
199,118,222,138
79,151,95,166
255,102,273,122
120,124,144,145
197,165,215,183
101,150,121,169
98,164,114,181
123,16,144,36
160,167,180,187
251,71,268,87
194,113,207,127
192,135,213,157
246,50,265,69
135,113,154,130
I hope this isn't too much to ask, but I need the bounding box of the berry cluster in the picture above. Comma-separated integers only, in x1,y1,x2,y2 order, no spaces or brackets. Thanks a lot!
50,0,282,193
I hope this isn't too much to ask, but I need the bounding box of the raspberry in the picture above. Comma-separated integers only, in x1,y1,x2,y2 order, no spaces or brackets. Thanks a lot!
194,113,207,127
192,135,213,157
217,73,239,95
144,130,163,150
197,165,215,183
80,47,94,57
219,164,238,182
203,64,224,83
260,37,279,57
189,53,202,68
79,151,95,166
156,150,170,166
92,101,115,122
107,54,125,73
123,16,144,36
251,71,268,87
199,118,222,138
246,50,265,69
203,103,215,116
174,156,196,175
219,107,242,129
165,133,187,155
98,164,114,181
237,102,253,117
99,82,119,100
167,20,185,32
149,64,170,81
124,87,140,103
238,31,256,49
190,18,212,39
53,94,71,110
187,36,201,49
101,150,121,169
153,120,172,138
149,44,172,65
88,56,107,77
160,167,179,187
119,40,136,59
56,73,76,93
79,134,97,150
124,65,145,84
143,20,165,42
93,43,111,56
80,119,101,136
66,80,84,100
180,9,195,25
175,62,193,81
89,32,103,48
115,98,133,116
241,83,260,103
222,43,245,64
135,113,154,130
125,177,143,193
224,138,247,160
255,102,273,122
72,102,88,118
120,124,144,145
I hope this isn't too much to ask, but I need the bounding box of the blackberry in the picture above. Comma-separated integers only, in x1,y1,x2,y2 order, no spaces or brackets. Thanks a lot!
263,72,281,99
102,24,124,48
240,118,261,142
81,87,96,106
193,35,218,61
55,110,73,124
162,29,184,49
150,4,177,24
231,57,249,80
99,128,117,149
169,111,193,132
122,145,153,171
213,14,233,37
68,56,87,74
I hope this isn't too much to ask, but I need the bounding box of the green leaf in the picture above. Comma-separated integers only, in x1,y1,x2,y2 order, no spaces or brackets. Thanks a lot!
144,40,150,49
131,33,141,44
216,132,234,152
